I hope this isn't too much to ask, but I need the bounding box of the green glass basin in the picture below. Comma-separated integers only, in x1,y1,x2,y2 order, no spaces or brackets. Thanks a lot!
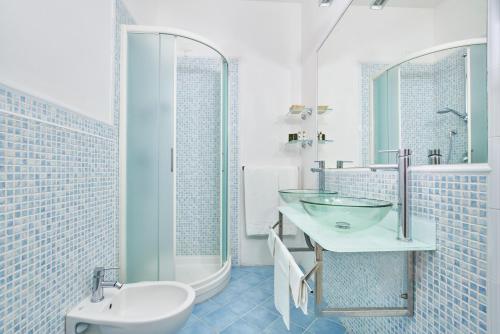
300,197,393,233
279,189,338,204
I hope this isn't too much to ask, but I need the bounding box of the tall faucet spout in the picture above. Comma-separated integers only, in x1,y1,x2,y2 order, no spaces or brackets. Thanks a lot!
311,160,326,192
370,149,412,241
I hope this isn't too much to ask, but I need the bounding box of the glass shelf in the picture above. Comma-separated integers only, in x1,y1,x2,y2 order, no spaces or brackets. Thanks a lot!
318,139,334,144
287,139,313,148
287,108,313,120
317,106,333,114
317,109,333,115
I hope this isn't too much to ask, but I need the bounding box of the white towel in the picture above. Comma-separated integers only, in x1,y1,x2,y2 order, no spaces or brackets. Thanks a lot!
244,166,298,236
267,228,277,257
274,237,291,330
290,260,308,315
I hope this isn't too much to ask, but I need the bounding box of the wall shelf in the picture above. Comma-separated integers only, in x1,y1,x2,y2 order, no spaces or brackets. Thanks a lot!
287,139,313,148
288,105,313,120
317,106,333,115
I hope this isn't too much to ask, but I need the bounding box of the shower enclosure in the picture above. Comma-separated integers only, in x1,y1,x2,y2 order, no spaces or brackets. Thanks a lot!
119,27,230,303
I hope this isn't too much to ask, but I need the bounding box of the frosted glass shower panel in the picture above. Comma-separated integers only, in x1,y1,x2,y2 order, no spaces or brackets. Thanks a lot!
126,33,175,282
373,67,399,164
470,44,488,163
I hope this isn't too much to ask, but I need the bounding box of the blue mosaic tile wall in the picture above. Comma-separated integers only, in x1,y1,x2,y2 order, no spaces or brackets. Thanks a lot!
0,84,118,333
0,2,133,332
175,57,239,258
323,169,488,334
176,57,222,256
434,49,468,164
361,49,468,165
399,63,436,165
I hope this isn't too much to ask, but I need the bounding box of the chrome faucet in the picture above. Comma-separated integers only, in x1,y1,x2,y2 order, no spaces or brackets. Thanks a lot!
311,160,326,191
91,267,123,303
369,149,412,241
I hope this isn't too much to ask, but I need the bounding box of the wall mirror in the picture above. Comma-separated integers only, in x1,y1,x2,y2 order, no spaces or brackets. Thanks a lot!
317,0,488,168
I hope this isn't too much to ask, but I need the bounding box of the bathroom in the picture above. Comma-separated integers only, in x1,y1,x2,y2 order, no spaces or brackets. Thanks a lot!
0,0,499,333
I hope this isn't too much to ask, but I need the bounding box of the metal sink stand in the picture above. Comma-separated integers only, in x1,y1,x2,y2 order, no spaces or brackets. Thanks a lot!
274,212,415,317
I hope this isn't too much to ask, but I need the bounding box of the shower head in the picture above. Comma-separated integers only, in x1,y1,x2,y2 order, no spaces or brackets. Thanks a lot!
437,108,468,122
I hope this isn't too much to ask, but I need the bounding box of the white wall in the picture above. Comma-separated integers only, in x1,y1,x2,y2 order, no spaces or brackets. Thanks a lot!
123,0,303,265
0,0,114,124
434,0,488,44
299,0,351,188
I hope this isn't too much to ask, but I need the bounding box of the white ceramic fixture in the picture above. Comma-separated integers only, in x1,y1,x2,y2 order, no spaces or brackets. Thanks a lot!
65,281,195,334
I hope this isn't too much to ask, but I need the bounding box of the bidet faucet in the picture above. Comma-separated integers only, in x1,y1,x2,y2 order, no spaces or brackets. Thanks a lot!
369,149,412,241
91,267,123,303
310,160,326,191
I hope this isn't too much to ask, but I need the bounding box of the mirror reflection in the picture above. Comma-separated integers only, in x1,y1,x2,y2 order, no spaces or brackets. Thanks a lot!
317,0,488,167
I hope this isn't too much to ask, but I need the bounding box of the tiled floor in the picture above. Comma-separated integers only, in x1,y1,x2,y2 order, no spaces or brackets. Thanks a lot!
179,266,347,334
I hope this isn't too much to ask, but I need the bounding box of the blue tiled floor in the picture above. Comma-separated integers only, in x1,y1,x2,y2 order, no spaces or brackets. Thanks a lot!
179,266,346,334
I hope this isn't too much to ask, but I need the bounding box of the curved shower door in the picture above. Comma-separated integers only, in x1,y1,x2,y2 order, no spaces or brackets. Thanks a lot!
123,31,229,286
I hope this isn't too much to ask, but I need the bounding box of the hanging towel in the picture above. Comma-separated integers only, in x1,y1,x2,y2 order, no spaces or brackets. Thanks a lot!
267,228,277,257
244,166,298,236
274,237,291,330
290,260,309,315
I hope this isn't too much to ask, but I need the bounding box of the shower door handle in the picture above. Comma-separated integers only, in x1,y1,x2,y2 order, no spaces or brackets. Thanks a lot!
171,148,174,172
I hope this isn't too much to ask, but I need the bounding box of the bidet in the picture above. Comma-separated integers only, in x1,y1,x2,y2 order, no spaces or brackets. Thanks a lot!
66,281,195,334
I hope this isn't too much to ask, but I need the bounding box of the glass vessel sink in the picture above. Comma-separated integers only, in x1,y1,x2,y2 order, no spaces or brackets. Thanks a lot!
279,189,338,204
300,197,393,233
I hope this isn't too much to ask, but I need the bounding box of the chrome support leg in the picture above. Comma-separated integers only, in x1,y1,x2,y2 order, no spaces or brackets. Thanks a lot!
406,251,415,317
315,243,323,316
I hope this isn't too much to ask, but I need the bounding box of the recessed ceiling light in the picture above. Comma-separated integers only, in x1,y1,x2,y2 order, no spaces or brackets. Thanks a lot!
318,0,333,7
370,0,388,10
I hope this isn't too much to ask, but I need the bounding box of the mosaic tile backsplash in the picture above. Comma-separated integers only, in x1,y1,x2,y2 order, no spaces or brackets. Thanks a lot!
0,84,118,333
324,169,488,334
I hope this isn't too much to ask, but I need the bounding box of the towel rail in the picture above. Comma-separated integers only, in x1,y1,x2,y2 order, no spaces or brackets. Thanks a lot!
272,215,314,252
